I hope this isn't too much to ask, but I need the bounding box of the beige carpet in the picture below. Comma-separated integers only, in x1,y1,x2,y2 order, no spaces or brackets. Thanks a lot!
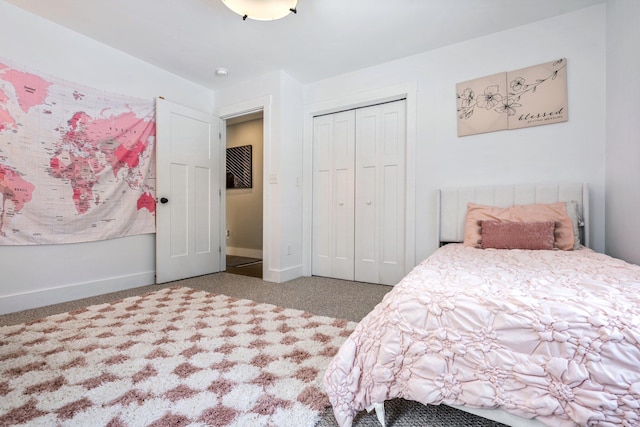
0,286,356,426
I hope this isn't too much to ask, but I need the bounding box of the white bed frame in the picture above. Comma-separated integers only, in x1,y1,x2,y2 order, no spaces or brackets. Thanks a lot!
438,182,589,248
369,183,590,427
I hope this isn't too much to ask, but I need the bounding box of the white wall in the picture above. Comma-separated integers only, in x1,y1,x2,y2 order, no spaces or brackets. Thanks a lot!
0,1,214,314
304,5,607,264
605,0,640,265
278,73,304,273
0,1,620,314
215,70,304,283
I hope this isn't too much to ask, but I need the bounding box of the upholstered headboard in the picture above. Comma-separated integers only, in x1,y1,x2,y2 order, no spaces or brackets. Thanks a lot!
437,183,590,248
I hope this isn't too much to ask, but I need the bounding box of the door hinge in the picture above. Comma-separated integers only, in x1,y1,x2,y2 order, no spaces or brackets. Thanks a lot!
219,246,222,253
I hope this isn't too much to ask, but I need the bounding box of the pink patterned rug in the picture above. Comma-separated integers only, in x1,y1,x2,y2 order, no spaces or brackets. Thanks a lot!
0,287,356,426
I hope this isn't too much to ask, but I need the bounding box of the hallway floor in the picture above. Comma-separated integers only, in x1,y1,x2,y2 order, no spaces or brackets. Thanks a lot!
225,255,262,279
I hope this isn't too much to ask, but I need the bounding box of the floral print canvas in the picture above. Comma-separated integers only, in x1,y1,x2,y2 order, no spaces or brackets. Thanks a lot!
506,58,568,130
456,72,508,136
456,58,568,136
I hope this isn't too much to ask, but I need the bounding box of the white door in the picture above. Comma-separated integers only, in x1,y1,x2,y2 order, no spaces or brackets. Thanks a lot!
354,101,406,285
312,111,355,280
311,100,406,286
155,98,222,283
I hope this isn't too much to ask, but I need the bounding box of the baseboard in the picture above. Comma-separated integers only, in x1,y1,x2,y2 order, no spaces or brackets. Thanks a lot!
0,271,156,315
226,247,263,259
263,264,303,283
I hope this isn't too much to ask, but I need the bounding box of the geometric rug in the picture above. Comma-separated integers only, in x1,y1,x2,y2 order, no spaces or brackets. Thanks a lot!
0,287,357,427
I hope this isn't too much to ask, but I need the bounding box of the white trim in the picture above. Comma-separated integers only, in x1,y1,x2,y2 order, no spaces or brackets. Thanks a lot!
216,96,272,281
225,247,263,259
264,265,304,283
302,82,418,279
0,272,155,315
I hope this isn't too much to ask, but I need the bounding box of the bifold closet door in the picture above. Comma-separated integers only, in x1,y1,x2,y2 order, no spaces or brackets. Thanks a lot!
312,110,355,280
354,101,406,286
312,100,405,285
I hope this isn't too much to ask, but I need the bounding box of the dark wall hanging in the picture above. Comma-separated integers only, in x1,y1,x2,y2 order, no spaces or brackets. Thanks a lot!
226,145,252,189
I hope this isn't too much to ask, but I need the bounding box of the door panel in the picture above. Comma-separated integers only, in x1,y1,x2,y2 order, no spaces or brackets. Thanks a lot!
334,168,350,260
312,117,332,276
355,101,406,286
194,165,211,253
312,111,355,280
169,162,189,257
382,164,399,263
156,98,221,284
315,170,330,259
356,165,376,264
383,110,400,155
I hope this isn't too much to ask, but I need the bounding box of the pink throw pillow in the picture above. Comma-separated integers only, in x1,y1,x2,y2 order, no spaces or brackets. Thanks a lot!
464,202,574,250
480,221,556,250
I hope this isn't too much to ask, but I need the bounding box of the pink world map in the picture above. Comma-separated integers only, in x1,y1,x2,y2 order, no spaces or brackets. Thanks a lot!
49,110,156,215
0,89,16,132
0,165,35,237
0,60,156,244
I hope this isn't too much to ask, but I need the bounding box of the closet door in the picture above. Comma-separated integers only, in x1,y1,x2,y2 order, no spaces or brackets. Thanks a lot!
354,101,406,285
312,110,356,280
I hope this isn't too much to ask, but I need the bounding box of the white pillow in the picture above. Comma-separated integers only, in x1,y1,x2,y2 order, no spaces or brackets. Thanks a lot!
565,201,583,249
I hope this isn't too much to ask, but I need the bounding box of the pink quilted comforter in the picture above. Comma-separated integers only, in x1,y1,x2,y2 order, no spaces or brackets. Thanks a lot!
324,244,640,427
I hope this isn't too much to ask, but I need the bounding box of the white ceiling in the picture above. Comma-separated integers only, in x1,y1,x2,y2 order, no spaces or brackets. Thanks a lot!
6,0,606,91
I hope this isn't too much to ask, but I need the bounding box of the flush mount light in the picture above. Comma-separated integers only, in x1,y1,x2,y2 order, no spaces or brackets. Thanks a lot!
215,68,229,77
221,0,298,21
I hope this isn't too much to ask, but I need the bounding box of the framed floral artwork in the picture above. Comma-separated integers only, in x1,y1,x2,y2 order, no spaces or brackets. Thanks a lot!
456,58,568,136
456,72,508,137
506,58,568,130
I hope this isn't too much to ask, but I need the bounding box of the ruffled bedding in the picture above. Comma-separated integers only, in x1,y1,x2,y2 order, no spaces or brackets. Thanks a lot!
323,244,640,427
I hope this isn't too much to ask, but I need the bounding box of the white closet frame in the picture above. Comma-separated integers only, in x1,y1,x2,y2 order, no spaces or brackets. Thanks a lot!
303,82,417,285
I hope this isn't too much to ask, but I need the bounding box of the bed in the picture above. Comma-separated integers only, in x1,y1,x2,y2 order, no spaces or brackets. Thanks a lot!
323,183,640,427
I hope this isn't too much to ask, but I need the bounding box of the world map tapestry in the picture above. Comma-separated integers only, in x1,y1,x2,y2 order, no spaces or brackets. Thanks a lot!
0,59,156,245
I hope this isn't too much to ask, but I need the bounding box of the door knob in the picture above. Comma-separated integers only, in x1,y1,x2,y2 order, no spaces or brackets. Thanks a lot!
160,197,169,204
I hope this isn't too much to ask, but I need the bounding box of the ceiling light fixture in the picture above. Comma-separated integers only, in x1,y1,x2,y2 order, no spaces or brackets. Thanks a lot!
221,0,298,21
215,67,229,77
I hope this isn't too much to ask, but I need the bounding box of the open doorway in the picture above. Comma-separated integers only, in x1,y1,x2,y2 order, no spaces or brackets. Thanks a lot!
225,111,264,278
